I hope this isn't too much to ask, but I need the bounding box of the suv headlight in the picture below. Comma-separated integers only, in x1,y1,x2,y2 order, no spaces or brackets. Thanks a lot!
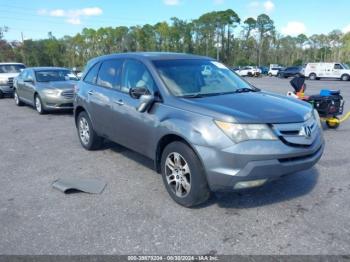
0,78,8,85
215,120,277,143
313,109,322,128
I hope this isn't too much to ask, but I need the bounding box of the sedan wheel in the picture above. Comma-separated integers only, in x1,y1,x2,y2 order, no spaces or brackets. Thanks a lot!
14,91,23,106
165,152,191,198
35,95,45,114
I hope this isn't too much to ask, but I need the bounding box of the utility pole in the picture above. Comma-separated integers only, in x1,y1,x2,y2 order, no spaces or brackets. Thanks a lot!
20,32,26,65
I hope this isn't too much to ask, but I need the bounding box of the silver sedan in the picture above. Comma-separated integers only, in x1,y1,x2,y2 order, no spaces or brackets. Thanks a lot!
14,67,77,114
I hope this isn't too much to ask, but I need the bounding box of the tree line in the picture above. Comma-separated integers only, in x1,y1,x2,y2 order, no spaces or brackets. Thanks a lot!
1,9,350,69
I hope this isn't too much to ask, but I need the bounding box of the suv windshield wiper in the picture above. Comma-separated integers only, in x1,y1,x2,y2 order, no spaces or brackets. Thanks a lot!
180,93,204,98
180,88,260,98
233,87,260,93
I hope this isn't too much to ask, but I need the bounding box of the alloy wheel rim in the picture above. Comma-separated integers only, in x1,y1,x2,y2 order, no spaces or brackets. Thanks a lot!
35,97,42,112
14,92,19,104
79,117,90,145
165,152,191,198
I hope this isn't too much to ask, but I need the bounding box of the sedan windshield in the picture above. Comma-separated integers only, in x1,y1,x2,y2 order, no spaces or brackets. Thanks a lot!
153,59,256,97
0,64,25,73
35,70,78,82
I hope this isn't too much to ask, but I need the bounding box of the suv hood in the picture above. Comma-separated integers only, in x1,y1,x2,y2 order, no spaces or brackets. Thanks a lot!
178,91,312,124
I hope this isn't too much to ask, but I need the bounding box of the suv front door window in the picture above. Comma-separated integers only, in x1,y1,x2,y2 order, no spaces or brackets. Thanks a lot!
111,59,157,155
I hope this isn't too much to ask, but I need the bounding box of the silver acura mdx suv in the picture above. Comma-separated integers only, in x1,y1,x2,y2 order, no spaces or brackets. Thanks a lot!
74,52,324,207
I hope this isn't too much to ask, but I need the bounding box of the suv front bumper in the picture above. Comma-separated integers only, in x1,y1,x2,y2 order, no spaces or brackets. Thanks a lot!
194,133,324,192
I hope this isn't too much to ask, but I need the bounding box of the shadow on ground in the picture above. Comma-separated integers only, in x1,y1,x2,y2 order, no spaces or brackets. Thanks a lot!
102,140,319,209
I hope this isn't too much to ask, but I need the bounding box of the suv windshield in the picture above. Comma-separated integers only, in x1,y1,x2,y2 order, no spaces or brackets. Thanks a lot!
0,64,25,73
35,70,78,82
153,59,255,97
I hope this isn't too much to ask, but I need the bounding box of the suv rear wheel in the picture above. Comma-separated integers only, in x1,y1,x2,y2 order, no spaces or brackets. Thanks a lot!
77,111,103,150
161,141,210,207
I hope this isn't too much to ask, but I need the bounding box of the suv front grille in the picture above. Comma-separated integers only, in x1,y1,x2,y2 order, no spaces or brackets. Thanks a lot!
7,77,14,87
272,117,318,147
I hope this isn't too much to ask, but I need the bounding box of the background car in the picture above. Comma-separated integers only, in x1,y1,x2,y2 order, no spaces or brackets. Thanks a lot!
278,66,304,78
0,62,25,98
236,66,261,77
304,62,350,81
268,67,283,76
259,66,269,75
14,67,78,114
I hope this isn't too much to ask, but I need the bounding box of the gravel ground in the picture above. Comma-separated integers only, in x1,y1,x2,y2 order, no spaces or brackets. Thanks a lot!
0,77,350,255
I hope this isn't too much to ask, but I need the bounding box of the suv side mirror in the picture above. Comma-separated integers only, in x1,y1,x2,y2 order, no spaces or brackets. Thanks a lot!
129,86,156,113
129,86,149,99
137,94,155,113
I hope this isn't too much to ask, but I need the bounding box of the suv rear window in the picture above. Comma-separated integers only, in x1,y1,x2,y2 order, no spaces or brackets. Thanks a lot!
84,62,100,84
97,59,123,89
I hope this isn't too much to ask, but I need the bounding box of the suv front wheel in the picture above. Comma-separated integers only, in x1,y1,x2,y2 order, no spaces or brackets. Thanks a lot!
161,141,210,207
77,111,103,150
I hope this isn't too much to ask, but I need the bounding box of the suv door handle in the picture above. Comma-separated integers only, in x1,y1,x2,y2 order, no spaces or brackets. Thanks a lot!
113,99,124,106
88,90,94,95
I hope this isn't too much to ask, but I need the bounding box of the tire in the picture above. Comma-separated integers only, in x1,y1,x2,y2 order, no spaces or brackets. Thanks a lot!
34,94,46,114
14,90,24,106
268,73,272,77
0,91,3,99
76,111,103,150
341,74,349,81
309,73,317,80
161,141,210,207
326,117,340,129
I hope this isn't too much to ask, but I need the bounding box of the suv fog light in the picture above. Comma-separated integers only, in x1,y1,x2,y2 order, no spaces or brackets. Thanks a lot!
234,179,267,189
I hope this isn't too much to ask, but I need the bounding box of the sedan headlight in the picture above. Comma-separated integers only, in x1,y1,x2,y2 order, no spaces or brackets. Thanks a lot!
44,89,60,96
215,120,277,143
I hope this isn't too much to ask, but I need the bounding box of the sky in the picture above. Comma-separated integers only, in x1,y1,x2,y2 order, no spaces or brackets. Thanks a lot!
1,0,350,41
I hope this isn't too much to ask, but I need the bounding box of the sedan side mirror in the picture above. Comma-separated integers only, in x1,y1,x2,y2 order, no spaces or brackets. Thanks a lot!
24,78,34,83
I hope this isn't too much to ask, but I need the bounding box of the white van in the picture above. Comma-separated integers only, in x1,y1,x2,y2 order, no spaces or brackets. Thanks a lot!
304,62,350,81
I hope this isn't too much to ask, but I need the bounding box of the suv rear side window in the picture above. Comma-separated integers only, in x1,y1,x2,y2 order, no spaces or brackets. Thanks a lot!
97,59,123,89
84,62,100,84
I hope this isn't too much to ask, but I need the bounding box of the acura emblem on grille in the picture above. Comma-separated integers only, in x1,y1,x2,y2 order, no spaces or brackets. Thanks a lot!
299,125,312,138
